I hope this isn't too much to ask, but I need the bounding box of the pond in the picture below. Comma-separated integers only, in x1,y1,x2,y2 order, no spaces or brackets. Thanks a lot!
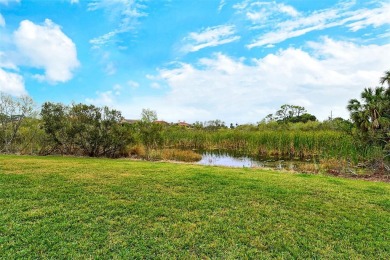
197,151,317,171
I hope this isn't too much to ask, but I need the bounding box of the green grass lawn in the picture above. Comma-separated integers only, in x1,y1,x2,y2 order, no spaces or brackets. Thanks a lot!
0,155,389,259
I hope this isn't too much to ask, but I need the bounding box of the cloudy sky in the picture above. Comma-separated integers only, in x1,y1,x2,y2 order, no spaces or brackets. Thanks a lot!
0,0,389,123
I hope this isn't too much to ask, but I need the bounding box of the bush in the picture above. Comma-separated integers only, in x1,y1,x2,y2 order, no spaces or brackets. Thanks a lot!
128,144,146,158
162,149,202,162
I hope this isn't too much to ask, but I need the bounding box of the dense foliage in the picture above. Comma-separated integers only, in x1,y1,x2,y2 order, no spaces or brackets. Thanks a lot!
347,87,390,149
262,104,317,124
0,93,35,153
40,102,132,157
137,108,163,159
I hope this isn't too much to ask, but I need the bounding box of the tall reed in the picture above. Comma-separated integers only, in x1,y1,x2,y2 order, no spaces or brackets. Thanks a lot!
161,128,372,162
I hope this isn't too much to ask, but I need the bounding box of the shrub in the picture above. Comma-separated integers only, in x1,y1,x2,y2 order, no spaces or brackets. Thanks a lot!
161,149,202,162
129,144,146,158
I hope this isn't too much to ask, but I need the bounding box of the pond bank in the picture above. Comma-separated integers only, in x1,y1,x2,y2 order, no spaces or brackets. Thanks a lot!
195,150,390,182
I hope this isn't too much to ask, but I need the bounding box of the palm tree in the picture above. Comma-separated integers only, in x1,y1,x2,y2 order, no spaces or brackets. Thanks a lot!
379,70,390,87
347,98,365,130
348,85,390,145
348,88,381,130
362,87,386,129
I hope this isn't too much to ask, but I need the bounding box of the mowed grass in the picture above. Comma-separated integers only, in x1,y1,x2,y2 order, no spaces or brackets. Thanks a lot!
0,155,389,259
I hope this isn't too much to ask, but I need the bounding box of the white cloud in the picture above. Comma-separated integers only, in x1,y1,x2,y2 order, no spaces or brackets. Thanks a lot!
150,82,161,89
235,1,300,25
167,41,388,122
88,0,147,48
182,25,240,53
0,21,26,96
95,38,389,123
145,74,157,80
70,0,79,4
127,80,139,88
378,30,390,40
89,31,117,48
88,83,128,104
0,51,26,96
0,0,20,5
104,62,116,75
0,52,17,70
0,68,26,96
13,19,80,83
86,91,115,106
278,3,300,17
93,51,117,75
218,0,226,12
113,84,122,95
0,13,5,27
113,84,122,91
346,2,390,32
240,1,390,48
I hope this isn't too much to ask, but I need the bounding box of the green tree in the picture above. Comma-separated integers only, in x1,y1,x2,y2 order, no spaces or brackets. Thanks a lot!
68,104,130,157
41,102,131,157
204,119,226,131
0,93,35,153
138,108,162,159
69,103,102,156
17,117,47,155
192,121,204,129
40,102,72,154
322,117,353,133
100,106,131,157
272,104,316,124
141,108,157,123
347,84,390,146
379,70,390,87
289,113,317,123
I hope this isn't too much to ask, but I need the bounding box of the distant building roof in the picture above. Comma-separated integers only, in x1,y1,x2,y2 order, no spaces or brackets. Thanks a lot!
154,120,169,125
122,119,140,124
177,121,191,127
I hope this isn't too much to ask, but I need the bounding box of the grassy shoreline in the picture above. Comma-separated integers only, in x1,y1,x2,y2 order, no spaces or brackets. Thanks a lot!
1,155,389,258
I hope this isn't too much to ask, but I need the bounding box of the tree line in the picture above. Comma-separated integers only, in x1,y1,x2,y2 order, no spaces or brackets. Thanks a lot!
0,70,389,161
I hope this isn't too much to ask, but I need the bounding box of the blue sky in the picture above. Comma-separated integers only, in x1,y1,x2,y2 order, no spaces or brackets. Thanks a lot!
0,0,389,123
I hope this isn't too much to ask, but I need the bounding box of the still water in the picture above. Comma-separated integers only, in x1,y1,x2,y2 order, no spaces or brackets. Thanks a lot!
197,151,315,170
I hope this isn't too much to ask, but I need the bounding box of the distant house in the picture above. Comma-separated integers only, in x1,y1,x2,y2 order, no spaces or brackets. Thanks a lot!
154,120,169,125
121,119,140,124
177,121,191,128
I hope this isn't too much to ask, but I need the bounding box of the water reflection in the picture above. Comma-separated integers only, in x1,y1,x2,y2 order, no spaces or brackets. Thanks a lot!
198,151,314,170
198,153,257,168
